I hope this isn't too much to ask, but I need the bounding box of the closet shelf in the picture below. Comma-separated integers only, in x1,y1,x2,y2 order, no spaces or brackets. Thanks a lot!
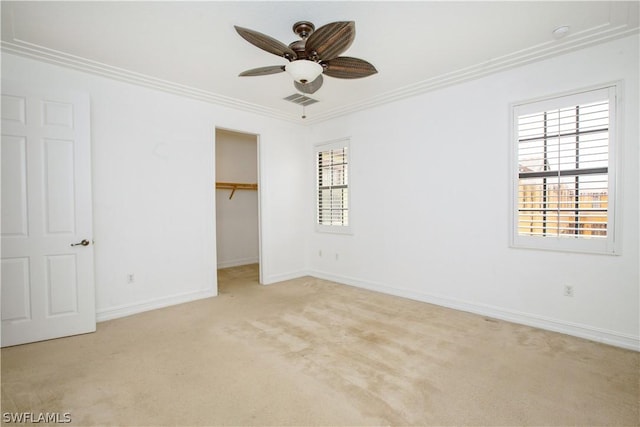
216,182,258,199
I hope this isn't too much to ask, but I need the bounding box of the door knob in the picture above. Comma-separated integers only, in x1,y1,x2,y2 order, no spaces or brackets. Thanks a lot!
70,239,91,247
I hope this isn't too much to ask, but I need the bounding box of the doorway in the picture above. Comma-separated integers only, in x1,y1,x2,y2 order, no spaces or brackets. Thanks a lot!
215,128,261,288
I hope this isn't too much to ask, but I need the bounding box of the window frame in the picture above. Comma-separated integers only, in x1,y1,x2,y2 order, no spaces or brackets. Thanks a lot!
509,83,621,255
315,138,352,234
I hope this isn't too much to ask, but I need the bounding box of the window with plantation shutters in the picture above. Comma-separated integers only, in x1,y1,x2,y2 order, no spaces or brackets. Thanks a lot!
316,139,351,233
511,85,618,254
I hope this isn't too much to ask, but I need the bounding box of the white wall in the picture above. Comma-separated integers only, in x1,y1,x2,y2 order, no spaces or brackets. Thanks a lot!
3,35,637,349
215,129,259,268
307,35,640,350
1,53,309,320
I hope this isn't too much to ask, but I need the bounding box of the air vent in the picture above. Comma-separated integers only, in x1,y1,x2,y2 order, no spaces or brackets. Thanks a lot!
284,93,318,106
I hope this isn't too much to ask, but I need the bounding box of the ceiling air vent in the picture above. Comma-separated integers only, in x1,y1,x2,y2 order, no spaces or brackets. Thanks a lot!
284,93,318,106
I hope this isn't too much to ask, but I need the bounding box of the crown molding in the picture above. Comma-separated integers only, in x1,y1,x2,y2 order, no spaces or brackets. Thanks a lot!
1,39,300,123
2,21,637,126
303,23,639,125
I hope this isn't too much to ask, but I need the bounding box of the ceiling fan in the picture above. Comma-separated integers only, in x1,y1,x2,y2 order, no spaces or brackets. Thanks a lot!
234,21,377,95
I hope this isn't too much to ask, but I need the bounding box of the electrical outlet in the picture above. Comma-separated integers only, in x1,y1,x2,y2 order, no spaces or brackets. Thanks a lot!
335,253,339,261
563,285,574,297
127,274,135,284
318,250,322,257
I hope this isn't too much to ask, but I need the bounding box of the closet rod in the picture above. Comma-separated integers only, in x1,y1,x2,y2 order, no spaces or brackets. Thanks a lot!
215,182,258,199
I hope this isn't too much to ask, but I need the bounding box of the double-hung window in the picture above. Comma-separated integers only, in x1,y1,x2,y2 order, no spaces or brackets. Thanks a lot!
511,85,618,254
315,139,351,233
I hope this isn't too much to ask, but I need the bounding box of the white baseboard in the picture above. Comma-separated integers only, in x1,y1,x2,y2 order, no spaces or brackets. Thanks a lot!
308,270,640,351
262,270,308,285
217,257,259,269
96,288,217,322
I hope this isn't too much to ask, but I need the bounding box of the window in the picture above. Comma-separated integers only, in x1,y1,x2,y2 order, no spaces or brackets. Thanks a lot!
511,85,618,254
316,139,351,233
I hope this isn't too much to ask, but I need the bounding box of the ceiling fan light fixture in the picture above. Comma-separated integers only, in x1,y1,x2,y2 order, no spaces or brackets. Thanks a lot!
285,60,323,84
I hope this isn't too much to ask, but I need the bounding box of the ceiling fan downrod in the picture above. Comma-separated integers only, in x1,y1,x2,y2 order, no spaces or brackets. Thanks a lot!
292,21,315,39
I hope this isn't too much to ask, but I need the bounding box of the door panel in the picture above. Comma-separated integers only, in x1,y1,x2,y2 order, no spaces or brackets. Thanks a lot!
1,135,28,236
46,254,79,316
1,258,31,322
44,138,76,234
1,82,95,347
1,94,26,124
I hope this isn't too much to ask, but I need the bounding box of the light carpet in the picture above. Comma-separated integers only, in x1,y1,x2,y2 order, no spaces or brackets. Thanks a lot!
1,264,638,426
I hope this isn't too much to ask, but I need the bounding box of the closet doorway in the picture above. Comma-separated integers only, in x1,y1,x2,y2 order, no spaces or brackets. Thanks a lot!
215,128,261,286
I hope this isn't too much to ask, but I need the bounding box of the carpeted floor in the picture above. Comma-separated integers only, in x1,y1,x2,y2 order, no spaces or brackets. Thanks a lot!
1,264,638,426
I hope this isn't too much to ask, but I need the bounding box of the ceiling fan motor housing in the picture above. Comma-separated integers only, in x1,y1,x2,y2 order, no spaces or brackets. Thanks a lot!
289,22,315,59
289,39,308,59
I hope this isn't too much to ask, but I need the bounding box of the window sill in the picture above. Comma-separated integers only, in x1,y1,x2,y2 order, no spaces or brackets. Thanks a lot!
510,235,619,255
315,224,353,235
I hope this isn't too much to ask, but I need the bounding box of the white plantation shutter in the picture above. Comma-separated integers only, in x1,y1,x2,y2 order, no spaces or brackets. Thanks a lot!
512,86,618,254
316,139,351,233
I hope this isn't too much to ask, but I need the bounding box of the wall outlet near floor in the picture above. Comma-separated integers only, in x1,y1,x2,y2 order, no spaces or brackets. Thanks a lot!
563,285,574,297
127,274,135,284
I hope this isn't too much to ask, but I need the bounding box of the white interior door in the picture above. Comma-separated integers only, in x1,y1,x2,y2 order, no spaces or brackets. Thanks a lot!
1,82,96,347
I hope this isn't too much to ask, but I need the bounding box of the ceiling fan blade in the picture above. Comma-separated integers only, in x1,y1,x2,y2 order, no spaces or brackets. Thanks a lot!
305,21,355,62
322,57,378,79
294,74,323,94
239,65,286,77
235,26,297,60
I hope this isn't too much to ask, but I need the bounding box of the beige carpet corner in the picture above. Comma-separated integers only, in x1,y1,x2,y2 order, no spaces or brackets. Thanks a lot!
2,264,638,426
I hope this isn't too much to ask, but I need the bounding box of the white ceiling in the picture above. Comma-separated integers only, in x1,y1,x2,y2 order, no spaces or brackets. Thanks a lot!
2,1,638,124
